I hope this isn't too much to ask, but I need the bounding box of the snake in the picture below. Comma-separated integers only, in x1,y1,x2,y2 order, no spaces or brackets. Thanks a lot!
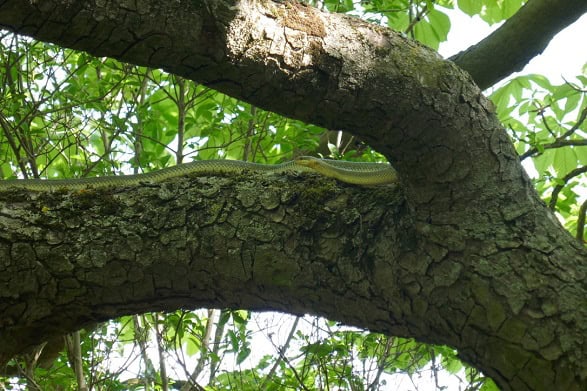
0,156,397,192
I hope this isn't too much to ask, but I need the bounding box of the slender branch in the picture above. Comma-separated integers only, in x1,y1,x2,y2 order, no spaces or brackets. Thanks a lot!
521,104,587,160
0,113,28,178
404,3,430,37
65,331,88,391
451,0,587,89
175,76,187,165
182,309,217,391
133,315,153,390
208,309,228,385
560,104,587,139
521,139,587,160
133,69,150,174
367,336,394,391
154,314,169,391
275,342,312,391
260,316,301,390
577,199,586,243
549,165,587,210
243,106,257,162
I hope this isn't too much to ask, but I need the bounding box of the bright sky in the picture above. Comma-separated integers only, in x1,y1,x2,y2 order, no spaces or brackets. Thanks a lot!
440,10,587,85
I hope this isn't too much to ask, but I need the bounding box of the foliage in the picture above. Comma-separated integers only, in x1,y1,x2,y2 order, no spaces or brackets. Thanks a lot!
0,0,584,390
457,0,525,24
491,74,587,242
337,0,454,50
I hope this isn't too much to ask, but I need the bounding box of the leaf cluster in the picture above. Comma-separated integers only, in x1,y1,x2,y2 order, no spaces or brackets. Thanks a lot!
491,74,587,242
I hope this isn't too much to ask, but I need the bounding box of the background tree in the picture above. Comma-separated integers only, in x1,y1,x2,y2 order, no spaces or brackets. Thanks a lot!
0,0,586,390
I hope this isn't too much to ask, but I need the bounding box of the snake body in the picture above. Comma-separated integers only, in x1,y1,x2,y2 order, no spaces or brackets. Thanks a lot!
0,157,397,191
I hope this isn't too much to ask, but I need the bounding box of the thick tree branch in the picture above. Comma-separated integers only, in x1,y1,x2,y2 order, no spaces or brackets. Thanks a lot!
0,1,586,390
0,174,410,363
0,171,585,391
450,0,587,90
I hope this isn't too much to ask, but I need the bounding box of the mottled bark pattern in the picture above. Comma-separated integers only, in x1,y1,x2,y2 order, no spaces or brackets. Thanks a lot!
0,1,586,390
0,174,409,360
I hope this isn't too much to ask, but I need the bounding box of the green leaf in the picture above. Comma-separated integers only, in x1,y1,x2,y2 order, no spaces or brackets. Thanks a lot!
490,79,523,115
480,377,500,391
575,144,587,166
236,346,251,364
413,9,451,50
218,310,231,328
457,0,482,16
185,336,201,357
386,8,409,32
480,0,524,25
301,341,332,357
226,329,239,351
323,0,355,13
441,350,463,374
232,310,249,325
428,8,451,41
552,148,578,177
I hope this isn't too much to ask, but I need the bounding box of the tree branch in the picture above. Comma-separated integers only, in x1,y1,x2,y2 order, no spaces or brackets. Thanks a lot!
548,165,587,210
450,0,587,90
521,138,587,160
0,1,586,390
577,199,587,243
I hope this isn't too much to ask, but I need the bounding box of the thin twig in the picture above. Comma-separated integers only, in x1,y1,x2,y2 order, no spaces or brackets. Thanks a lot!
260,316,301,390
549,165,587,210
520,104,587,160
577,198,586,243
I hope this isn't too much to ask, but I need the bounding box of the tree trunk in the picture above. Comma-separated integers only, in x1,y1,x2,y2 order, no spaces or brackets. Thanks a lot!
0,1,586,390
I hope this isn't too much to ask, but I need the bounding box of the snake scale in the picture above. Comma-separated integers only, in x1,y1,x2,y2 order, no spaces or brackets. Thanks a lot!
0,156,397,191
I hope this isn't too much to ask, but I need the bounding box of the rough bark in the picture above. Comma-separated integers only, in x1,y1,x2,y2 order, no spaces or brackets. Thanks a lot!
0,174,409,364
0,1,585,390
450,0,587,90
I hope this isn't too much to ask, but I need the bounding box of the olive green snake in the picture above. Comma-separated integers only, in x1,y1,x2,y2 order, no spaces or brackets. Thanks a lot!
0,156,397,191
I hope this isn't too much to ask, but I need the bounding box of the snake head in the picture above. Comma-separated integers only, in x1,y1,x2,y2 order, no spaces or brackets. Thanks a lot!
294,156,398,185
294,156,343,180
293,156,321,169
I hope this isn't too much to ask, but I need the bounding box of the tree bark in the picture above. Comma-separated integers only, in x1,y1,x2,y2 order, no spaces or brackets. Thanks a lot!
0,1,586,390
0,174,410,364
